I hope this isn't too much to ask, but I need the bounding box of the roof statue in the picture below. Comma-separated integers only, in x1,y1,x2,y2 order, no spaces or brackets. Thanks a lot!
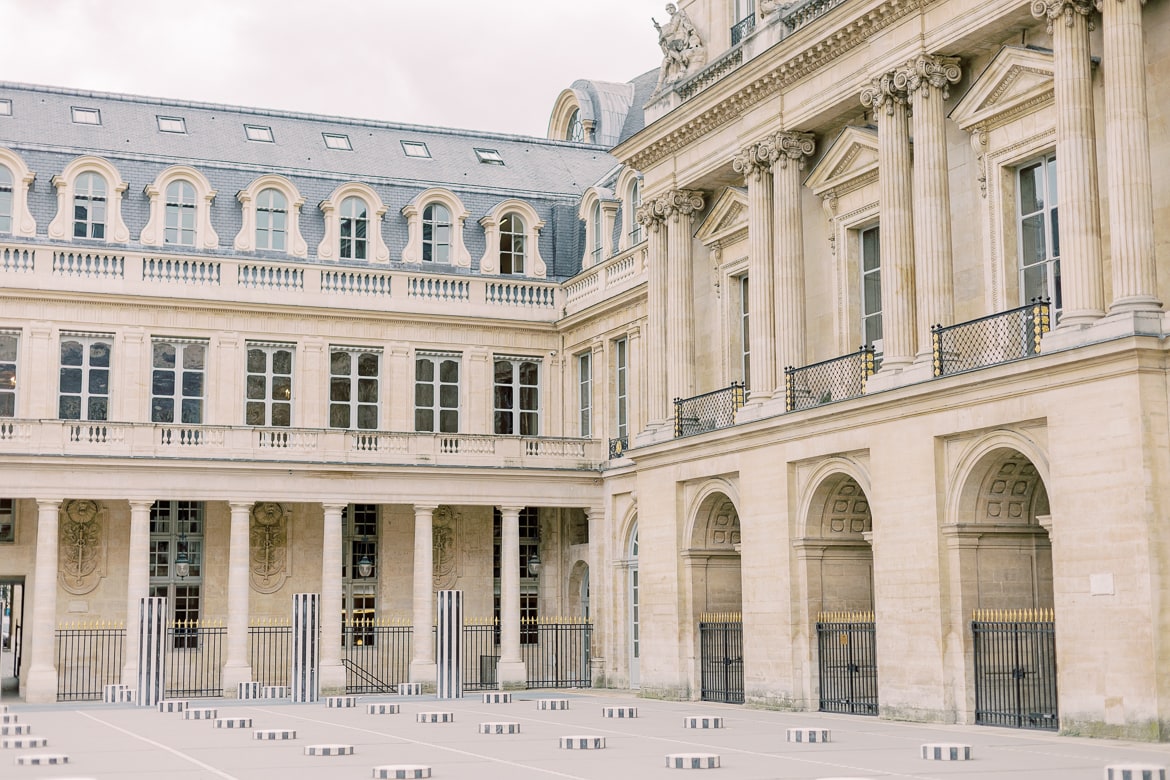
653,3,707,92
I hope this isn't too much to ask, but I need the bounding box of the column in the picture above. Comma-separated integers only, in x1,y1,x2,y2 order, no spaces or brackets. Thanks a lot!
1099,0,1161,315
1032,0,1104,326
662,189,705,401
904,54,962,356
410,504,438,688
497,505,526,689
319,503,345,694
627,325,643,436
770,131,816,381
121,500,153,685
635,203,668,427
732,142,777,401
222,502,253,692
862,73,916,369
26,499,61,703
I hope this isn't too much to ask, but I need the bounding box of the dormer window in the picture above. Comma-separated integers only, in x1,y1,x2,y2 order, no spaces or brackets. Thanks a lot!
567,109,585,143
475,148,504,166
244,124,274,143
499,213,525,275
71,107,101,126
0,100,11,117
402,141,431,158
323,133,352,151
157,116,187,134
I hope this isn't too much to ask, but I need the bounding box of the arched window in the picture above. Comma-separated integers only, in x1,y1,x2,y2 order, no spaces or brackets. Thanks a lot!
567,108,585,143
629,178,642,244
422,203,451,262
165,180,197,247
255,188,288,251
591,200,603,264
73,172,107,239
500,213,526,275
340,196,368,260
0,166,12,234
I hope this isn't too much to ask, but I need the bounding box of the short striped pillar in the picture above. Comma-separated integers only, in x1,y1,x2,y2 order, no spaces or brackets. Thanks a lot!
237,681,260,699
291,593,320,703
373,766,432,779
560,735,606,750
397,682,422,696
787,727,830,743
1106,767,1168,780
666,753,720,769
254,729,297,740
479,722,520,734
482,692,512,704
326,695,357,708
103,683,132,703
921,743,972,761
184,707,218,720
683,715,723,729
436,589,463,699
136,596,167,707
214,718,252,728
417,712,453,723
538,698,569,710
602,706,637,718
367,703,400,715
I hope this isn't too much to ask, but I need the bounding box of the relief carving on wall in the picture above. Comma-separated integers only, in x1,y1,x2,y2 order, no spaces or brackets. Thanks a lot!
59,499,107,595
433,505,462,591
250,501,292,593
707,500,741,547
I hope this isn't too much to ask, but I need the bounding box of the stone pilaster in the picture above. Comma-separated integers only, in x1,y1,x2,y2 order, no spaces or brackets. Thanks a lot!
319,503,345,694
766,131,816,383
1032,0,1104,326
121,499,153,686
635,202,667,427
862,74,916,369
222,502,253,692
410,504,438,688
733,143,776,401
1097,0,1161,315
902,54,962,358
25,499,62,703
660,189,705,402
497,505,526,689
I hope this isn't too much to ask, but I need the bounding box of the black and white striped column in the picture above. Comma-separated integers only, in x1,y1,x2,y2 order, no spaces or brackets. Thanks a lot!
436,590,463,699
135,596,167,707
292,593,320,703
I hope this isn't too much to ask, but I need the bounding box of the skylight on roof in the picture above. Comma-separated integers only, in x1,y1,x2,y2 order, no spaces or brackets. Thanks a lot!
401,140,431,159
71,107,101,125
244,124,274,143
0,99,11,117
474,148,504,165
323,133,352,151
157,116,186,134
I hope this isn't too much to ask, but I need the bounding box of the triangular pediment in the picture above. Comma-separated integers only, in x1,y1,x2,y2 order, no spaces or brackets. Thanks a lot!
695,187,748,246
951,46,1054,132
805,126,879,197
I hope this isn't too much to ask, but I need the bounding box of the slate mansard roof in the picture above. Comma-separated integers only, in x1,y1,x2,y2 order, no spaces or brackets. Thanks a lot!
0,82,622,280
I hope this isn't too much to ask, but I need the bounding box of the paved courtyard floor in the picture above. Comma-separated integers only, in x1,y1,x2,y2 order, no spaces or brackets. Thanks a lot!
5,690,1170,780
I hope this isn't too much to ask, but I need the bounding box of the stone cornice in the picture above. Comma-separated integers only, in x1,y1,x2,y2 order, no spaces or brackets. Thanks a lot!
620,0,935,171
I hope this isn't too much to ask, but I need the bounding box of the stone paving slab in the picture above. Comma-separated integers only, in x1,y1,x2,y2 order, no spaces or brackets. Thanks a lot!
5,691,1170,779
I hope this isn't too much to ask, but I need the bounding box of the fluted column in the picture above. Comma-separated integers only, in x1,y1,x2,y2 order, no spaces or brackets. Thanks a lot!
1032,0,1104,325
661,189,705,401
768,131,816,381
1097,0,1160,314
319,503,345,693
862,74,917,368
733,143,776,401
410,504,438,687
26,499,61,703
121,499,154,685
635,204,668,426
903,54,962,354
497,505,526,689
222,501,253,692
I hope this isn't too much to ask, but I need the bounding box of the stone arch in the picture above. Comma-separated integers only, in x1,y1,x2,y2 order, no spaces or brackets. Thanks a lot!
796,461,875,615
567,559,590,619
682,482,742,620
946,429,1051,529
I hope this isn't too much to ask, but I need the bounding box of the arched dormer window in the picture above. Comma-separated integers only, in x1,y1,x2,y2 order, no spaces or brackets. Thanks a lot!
567,109,585,143
141,165,219,250
0,147,36,238
401,187,471,266
479,199,547,278
234,174,307,257
48,156,130,243
317,182,389,262
548,88,595,144
578,186,618,267
614,167,644,252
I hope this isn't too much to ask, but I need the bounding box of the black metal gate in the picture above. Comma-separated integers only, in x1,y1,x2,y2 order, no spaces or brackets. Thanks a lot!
55,621,126,701
816,611,877,715
972,609,1058,730
699,614,743,704
164,620,225,697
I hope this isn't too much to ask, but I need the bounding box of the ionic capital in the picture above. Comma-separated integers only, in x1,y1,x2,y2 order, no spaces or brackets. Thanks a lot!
899,54,962,100
1030,0,1097,32
634,201,665,232
761,131,816,170
732,143,772,181
860,72,909,115
656,189,705,221
1093,0,1146,7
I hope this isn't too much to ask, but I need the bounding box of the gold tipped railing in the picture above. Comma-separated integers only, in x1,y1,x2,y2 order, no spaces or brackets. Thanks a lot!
972,608,1054,622
699,612,743,623
816,610,875,623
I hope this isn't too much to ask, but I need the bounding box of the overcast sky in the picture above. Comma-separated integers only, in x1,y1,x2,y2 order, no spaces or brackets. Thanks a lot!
1,0,668,137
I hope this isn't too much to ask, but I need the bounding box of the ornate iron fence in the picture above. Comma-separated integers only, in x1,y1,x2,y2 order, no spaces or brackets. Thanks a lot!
674,383,746,437
699,614,743,704
608,436,629,459
165,620,225,697
785,347,877,412
463,619,499,691
248,620,291,687
816,611,877,715
781,0,850,32
932,300,1051,377
522,618,592,688
972,609,1058,730
55,621,125,701
730,13,756,44
343,620,412,693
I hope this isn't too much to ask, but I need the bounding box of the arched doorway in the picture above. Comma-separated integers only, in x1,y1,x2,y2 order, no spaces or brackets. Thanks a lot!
684,491,742,703
626,523,639,689
797,469,877,715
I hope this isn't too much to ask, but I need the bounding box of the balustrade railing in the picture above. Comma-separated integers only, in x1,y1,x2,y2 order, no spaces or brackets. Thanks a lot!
785,347,876,412
674,383,746,438
677,48,744,102
781,0,851,32
932,300,1051,378
730,13,756,45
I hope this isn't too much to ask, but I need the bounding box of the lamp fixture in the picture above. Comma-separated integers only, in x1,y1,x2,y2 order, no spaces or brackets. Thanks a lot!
175,531,191,579
356,534,373,579
527,550,542,577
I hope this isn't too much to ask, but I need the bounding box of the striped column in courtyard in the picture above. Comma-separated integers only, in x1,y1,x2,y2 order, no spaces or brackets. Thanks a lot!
436,590,463,699
135,597,167,707
292,593,320,703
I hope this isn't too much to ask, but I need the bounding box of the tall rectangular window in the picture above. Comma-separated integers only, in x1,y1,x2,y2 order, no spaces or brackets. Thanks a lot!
149,500,203,642
330,348,380,430
1018,154,1061,317
578,352,592,437
151,340,206,424
0,499,14,543
414,354,460,433
740,275,750,390
245,344,294,427
342,504,378,647
58,335,112,421
493,507,539,644
494,358,539,435
860,225,882,355
614,337,628,440
0,333,16,418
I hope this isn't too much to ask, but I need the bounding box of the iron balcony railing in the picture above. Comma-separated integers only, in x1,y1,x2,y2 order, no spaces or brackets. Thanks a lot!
781,0,851,32
674,383,746,438
730,13,756,45
932,299,1051,378
785,347,877,412
608,436,628,459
